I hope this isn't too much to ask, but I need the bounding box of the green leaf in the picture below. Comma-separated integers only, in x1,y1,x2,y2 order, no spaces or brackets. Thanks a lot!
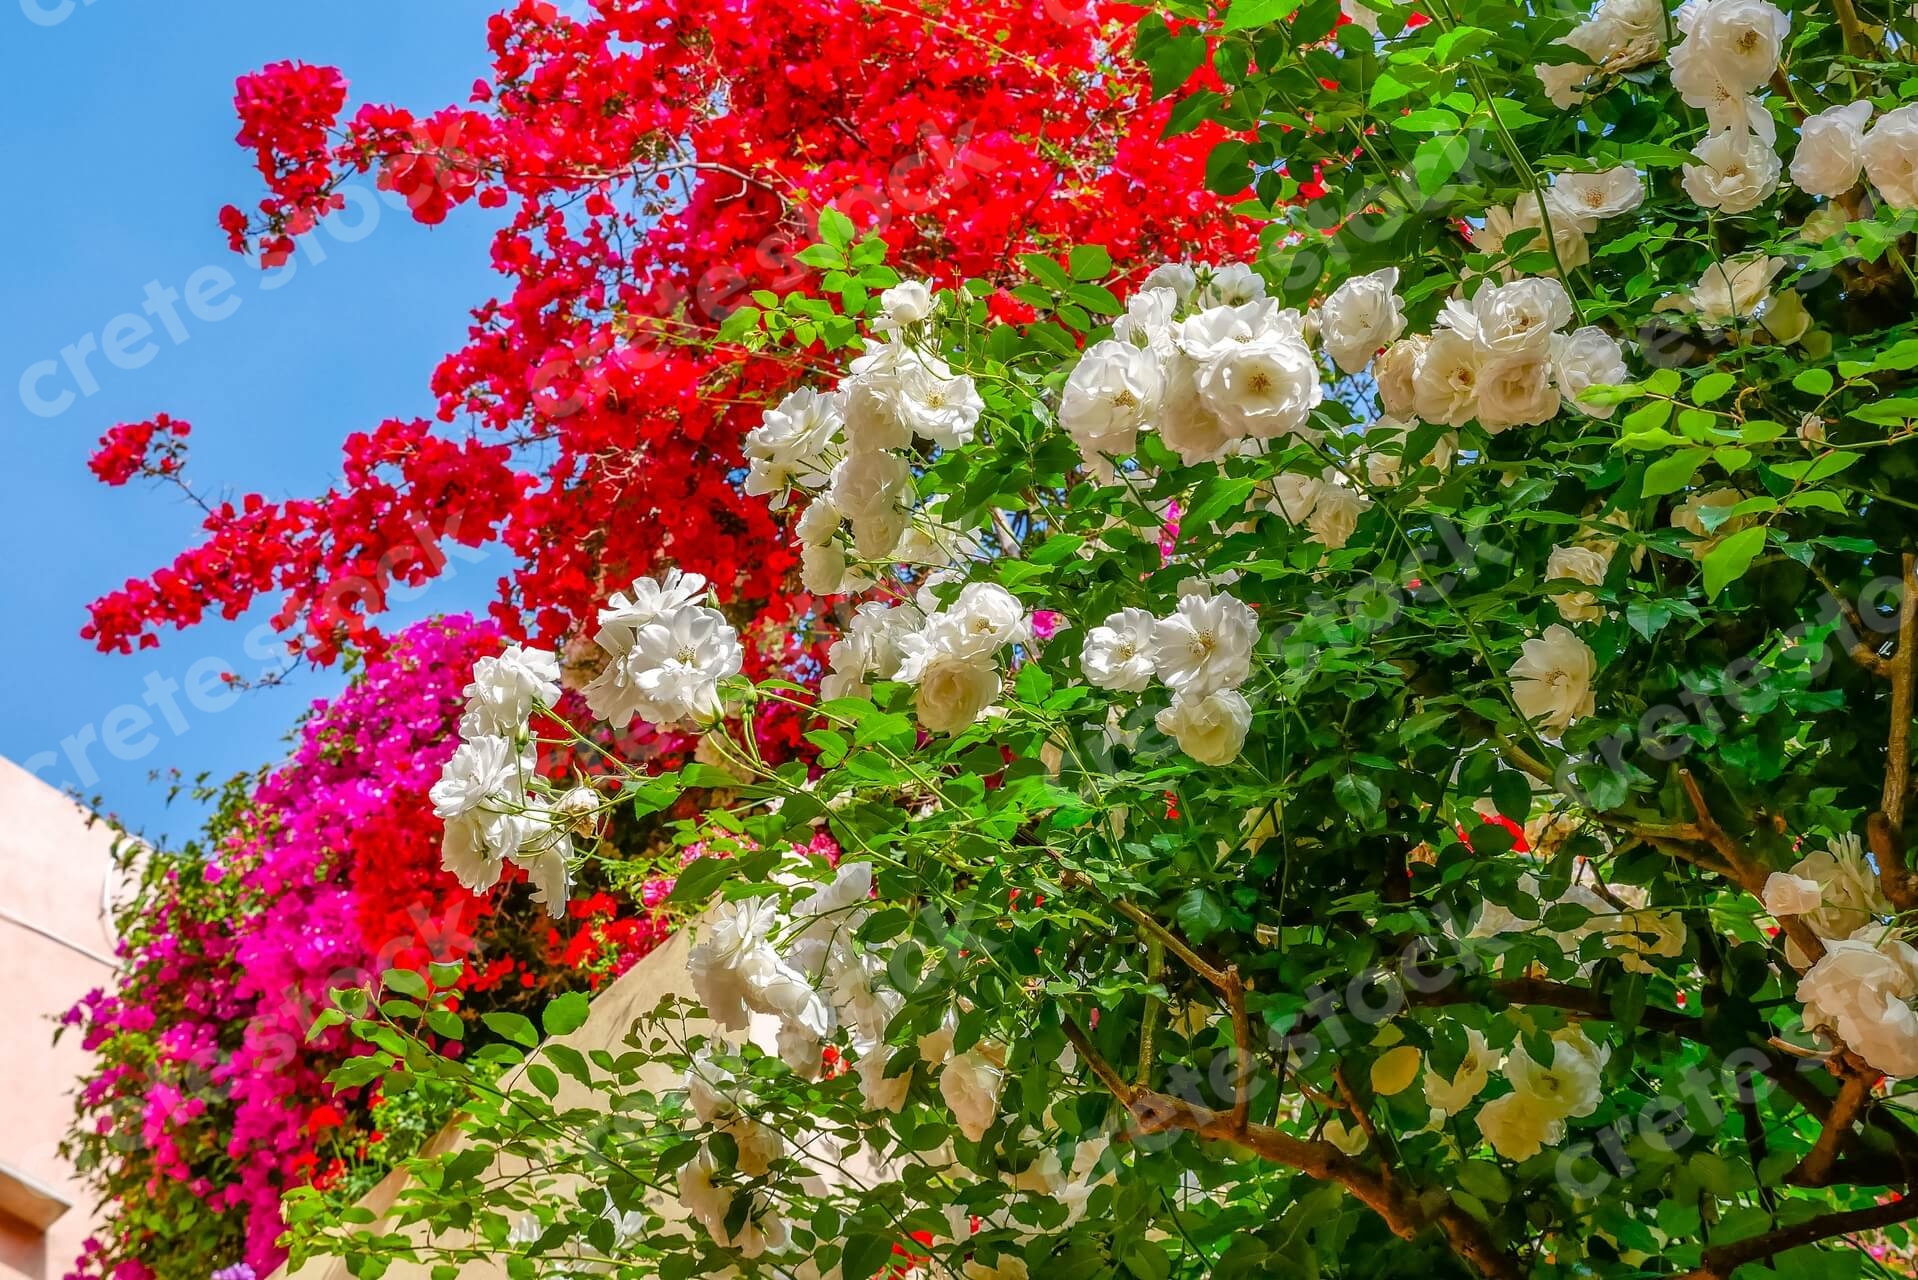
543,991,591,1038
382,967,427,998
818,206,854,250
1174,888,1227,943
1335,773,1383,821
1068,244,1113,281
481,1011,540,1048
1222,0,1298,29
1690,371,1735,405
1790,367,1834,396
1643,448,1711,498
1701,526,1766,599
1020,252,1076,293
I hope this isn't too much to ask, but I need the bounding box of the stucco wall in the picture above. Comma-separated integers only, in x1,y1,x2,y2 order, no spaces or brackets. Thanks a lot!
0,756,121,1280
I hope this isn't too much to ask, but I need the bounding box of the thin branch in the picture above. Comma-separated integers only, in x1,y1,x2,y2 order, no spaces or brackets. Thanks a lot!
1678,770,1826,966
1680,1191,1918,1278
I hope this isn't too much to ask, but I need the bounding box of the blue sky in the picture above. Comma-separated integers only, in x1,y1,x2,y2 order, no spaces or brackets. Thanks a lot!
1,3,513,845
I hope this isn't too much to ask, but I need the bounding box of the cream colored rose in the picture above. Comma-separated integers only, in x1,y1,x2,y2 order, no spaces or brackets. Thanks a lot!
1546,543,1612,623
1670,487,1753,557
1866,104,1918,208
1375,335,1426,420
1547,166,1644,225
1156,688,1252,765
912,651,1001,733
1510,624,1598,735
1681,127,1782,215
1792,101,1873,197
1412,328,1483,427
1797,929,1918,1078
1476,352,1562,431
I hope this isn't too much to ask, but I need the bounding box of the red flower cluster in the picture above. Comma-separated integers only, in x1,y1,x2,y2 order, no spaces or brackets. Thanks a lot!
86,415,191,487
84,0,1257,666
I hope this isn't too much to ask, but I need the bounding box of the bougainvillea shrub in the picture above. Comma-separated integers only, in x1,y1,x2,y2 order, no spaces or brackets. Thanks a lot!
62,616,690,1280
82,0,1257,669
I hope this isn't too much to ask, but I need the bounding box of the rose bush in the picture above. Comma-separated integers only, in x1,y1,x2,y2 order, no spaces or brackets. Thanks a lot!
291,1,1918,1276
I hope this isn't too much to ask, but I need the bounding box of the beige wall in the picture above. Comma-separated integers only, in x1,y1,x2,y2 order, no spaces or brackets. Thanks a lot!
0,757,121,1280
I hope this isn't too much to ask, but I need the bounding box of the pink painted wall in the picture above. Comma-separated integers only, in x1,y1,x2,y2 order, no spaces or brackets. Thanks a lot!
0,757,121,1280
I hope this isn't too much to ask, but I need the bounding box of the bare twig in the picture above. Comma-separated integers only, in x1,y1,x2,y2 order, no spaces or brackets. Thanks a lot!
1883,553,1917,831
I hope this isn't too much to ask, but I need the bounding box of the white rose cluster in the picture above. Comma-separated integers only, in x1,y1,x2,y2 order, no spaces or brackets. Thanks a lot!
682,858,1009,1240
1395,277,1625,432
755,284,986,596
1080,590,1259,765
430,642,583,917
1060,261,1325,471
583,568,744,728
891,581,1030,733
1534,0,1667,109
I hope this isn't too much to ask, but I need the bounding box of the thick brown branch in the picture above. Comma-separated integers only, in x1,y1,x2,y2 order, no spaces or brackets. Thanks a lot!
1868,811,1918,915
1883,553,1916,832
1681,1190,1918,1278
1791,1070,1877,1187
1829,0,1873,59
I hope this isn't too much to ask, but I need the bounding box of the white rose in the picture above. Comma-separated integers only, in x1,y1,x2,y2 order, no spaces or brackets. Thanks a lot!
744,387,839,499
1460,277,1576,356
939,1046,1006,1142
827,449,913,523
1797,929,1918,1079
1535,59,1589,111
1115,287,1179,358
893,356,984,448
1060,338,1164,459
1476,352,1561,431
1196,331,1324,440
1863,104,1918,209
1788,834,1892,948
1154,592,1258,696
1319,267,1407,374
1082,607,1160,692
1424,1028,1494,1116
1674,0,1789,96
912,651,1001,733
1158,353,1238,464
1176,298,1303,360
1375,335,1426,420
1510,624,1598,736
1763,872,1825,917
801,540,851,595
1139,262,1198,304
1670,487,1753,556
1551,326,1630,418
1680,254,1787,327
1546,543,1612,623
1265,470,1322,523
1547,166,1644,224
1792,101,1873,197
1155,688,1253,765
878,279,934,325
947,582,1028,652
1681,127,1782,214
841,379,911,453
1477,195,1590,275
1411,328,1484,427
1305,477,1372,550
794,496,842,547
1196,261,1267,308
